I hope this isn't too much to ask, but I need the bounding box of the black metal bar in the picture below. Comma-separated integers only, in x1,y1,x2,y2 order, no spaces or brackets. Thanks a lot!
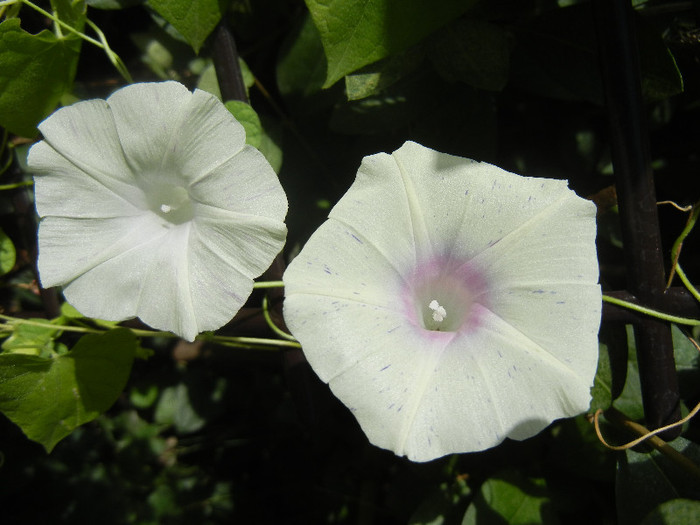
211,20,249,103
594,0,680,435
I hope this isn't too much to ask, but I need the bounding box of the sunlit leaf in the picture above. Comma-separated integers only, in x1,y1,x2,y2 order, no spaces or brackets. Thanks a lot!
1,319,60,356
0,228,16,275
462,471,558,524
345,46,424,101
305,0,478,87
147,0,229,53
87,0,142,8
0,329,137,452
225,100,263,149
0,19,82,137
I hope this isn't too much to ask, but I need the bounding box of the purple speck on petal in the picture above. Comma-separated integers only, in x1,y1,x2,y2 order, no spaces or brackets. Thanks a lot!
351,233,363,244
380,365,390,371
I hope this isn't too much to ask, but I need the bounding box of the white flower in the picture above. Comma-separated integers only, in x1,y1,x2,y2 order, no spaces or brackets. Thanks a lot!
29,81,287,341
283,141,600,462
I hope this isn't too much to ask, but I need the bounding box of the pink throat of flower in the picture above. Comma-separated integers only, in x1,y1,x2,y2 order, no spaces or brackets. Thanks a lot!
402,255,489,334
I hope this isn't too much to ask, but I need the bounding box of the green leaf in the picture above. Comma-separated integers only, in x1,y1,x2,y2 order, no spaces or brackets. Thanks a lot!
258,115,284,174
224,100,262,149
637,16,684,101
147,0,229,53
0,18,82,137
591,325,628,412
87,0,143,9
427,18,509,91
462,471,558,525
345,46,424,101
0,329,137,452
672,324,699,371
60,301,85,319
130,383,159,409
276,12,328,98
673,325,700,401
305,0,478,87
1,319,60,356
641,499,700,525
616,437,700,525
154,382,207,433
612,325,644,420
154,370,226,434
590,341,613,411
0,227,16,275
51,0,87,29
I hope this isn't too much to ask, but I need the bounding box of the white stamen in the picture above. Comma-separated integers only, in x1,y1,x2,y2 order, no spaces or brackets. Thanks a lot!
160,204,172,213
428,299,447,323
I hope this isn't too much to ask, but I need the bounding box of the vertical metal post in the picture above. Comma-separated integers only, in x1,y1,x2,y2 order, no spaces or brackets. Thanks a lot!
594,0,680,434
212,21,249,104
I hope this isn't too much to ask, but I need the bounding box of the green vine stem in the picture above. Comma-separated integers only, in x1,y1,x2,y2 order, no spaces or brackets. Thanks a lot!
666,200,700,288
602,294,700,326
253,280,284,289
676,264,700,304
0,313,301,350
262,294,297,341
4,0,133,82
0,180,33,191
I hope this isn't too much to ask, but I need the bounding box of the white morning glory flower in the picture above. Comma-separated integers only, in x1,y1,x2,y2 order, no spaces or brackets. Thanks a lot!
29,81,287,341
283,141,600,462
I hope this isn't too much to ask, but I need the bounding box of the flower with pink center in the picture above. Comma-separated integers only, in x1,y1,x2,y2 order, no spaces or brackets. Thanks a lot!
283,141,601,462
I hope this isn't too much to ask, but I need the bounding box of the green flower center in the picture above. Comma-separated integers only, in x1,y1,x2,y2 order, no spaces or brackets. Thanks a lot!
147,184,194,225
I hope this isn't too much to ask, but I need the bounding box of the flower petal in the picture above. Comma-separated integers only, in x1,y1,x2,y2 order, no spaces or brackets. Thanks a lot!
173,89,247,181
30,100,143,204
60,223,201,338
189,145,287,219
469,193,600,379
385,141,577,260
284,292,593,462
30,141,144,219
37,213,160,288
326,149,420,270
107,82,246,181
32,81,289,340
105,81,192,175
184,218,278,335
284,141,601,462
